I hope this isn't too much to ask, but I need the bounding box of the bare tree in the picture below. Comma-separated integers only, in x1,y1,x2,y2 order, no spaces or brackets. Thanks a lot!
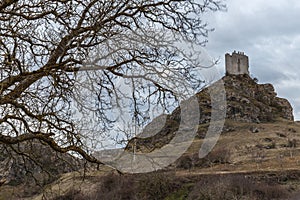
0,0,225,168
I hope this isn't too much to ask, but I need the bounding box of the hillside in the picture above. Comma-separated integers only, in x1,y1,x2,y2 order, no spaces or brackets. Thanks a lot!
1,74,300,200
25,119,300,200
126,74,294,152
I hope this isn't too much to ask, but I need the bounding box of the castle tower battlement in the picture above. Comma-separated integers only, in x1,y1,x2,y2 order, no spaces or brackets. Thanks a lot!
225,51,249,75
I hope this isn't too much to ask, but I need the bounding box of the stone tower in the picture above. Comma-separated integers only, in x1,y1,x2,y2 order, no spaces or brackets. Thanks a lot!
225,51,249,75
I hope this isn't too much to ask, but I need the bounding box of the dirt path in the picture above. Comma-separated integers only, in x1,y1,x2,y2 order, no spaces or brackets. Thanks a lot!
175,167,300,177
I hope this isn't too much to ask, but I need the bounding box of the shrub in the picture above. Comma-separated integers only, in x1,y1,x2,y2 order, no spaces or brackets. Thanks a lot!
287,139,297,148
94,174,137,200
176,155,193,169
52,189,85,200
205,148,231,165
187,174,289,200
138,172,181,200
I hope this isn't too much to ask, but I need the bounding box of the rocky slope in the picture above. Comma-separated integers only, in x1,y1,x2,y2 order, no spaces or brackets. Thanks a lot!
0,141,82,190
126,74,294,152
222,74,293,122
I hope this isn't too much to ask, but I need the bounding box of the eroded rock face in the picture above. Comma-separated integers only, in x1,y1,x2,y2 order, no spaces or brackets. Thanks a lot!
194,74,293,124
126,74,294,152
221,75,293,122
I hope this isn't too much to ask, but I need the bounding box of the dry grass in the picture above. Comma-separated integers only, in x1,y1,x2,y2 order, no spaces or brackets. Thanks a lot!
180,119,300,173
3,119,300,199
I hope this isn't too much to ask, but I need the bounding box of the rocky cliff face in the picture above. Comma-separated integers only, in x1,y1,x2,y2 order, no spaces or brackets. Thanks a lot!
126,74,294,152
209,74,293,123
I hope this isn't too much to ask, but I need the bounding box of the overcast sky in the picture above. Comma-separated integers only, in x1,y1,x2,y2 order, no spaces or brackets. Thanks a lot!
203,0,300,120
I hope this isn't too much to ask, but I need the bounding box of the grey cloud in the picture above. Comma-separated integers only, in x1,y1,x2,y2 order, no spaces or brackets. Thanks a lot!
203,0,300,119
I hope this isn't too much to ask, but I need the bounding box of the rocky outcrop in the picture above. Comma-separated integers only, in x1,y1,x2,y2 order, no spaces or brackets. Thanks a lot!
221,74,293,122
184,74,293,124
126,74,294,152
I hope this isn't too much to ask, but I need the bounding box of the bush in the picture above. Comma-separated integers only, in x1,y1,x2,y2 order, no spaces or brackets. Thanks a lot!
52,172,290,200
176,155,193,169
94,174,137,200
138,172,182,200
287,139,297,148
53,189,85,200
204,148,231,165
175,147,232,169
187,174,289,200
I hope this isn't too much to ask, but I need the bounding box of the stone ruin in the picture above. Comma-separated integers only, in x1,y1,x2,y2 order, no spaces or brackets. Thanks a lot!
225,51,249,75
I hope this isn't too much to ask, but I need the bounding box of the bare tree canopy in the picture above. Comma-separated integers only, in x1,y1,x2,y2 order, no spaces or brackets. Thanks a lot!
0,0,225,166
